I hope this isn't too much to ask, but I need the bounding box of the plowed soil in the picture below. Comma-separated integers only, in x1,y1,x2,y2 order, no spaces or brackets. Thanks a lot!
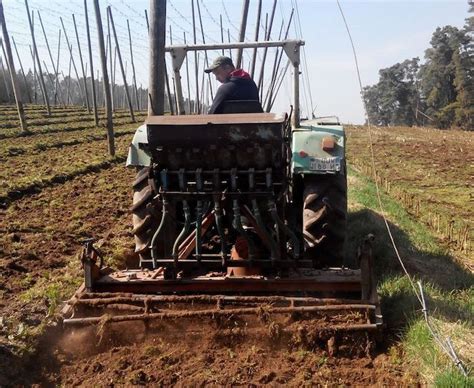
0,159,416,386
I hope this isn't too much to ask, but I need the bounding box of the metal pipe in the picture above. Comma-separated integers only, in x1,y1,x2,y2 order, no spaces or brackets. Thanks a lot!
293,50,300,128
150,170,169,267
172,170,191,265
265,169,300,259
248,169,279,261
183,32,192,113
212,170,227,265
230,169,255,260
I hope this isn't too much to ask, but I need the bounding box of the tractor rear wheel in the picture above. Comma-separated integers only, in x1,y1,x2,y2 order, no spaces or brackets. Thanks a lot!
302,173,347,267
132,167,159,263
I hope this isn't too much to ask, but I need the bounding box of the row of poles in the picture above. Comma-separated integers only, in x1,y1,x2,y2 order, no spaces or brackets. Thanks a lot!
0,0,142,124
160,0,296,116
0,0,115,154
1,0,299,156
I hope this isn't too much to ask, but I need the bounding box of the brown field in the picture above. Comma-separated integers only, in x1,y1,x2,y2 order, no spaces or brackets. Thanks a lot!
347,125,473,269
0,106,471,385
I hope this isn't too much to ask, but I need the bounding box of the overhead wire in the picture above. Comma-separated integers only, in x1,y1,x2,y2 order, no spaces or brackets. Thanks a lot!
336,0,468,378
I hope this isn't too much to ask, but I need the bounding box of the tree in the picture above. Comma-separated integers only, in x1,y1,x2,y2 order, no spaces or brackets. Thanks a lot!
419,26,470,128
363,58,421,126
453,0,474,130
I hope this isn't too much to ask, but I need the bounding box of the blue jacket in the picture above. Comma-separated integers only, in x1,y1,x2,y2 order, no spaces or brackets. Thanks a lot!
208,69,261,114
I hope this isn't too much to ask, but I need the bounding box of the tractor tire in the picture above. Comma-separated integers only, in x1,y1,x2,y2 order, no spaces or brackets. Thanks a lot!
302,173,347,267
132,167,160,262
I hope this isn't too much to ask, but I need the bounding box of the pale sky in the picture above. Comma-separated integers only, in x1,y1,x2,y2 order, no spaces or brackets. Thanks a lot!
1,0,470,123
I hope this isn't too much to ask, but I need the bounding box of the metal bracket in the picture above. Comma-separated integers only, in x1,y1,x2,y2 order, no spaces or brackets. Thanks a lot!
169,47,187,72
283,40,301,67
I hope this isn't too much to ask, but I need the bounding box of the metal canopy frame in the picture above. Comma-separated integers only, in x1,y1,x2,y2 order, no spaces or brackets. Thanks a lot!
164,39,305,128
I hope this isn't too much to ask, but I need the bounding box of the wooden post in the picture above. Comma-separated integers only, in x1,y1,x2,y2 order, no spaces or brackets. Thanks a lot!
65,58,72,104
219,15,224,55
61,17,86,107
259,13,267,101
195,0,213,100
72,13,91,112
93,0,114,156
38,11,63,106
257,0,277,94
250,0,262,78
84,0,99,125
106,10,115,113
227,29,232,59
191,0,199,113
0,3,28,132
144,13,172,115
127,19,140,111
0,38,12,100
11,36,32,103
25,0,50,115
235,0,250,69
148,0,166,116
265,10,294,112
165,25,179,114
113,46,117,109
55,29,61,106
108,6,135,122
29,41,37,103
184,32,191,113
0,54,11,101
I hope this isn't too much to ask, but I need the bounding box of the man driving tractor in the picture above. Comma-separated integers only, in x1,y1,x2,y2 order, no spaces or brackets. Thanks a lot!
205,56,262,114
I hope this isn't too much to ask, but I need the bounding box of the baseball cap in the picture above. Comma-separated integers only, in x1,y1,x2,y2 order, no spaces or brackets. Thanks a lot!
204,56,234,73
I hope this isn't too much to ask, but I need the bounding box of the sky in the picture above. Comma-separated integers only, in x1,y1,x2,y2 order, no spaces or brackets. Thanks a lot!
1,0,471,123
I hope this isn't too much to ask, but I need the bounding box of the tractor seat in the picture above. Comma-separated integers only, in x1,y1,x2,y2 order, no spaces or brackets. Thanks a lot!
220,100,264,114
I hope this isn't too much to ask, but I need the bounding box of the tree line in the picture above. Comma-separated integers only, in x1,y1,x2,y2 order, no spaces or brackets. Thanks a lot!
363,2,473,130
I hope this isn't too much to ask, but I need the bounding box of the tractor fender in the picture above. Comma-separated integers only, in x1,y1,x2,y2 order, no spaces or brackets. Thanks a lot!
126,123,151,167
291,122,345,175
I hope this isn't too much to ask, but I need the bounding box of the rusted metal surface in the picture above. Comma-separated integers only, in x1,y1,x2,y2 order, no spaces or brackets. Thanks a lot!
146,112,286,125
87,271,362,294
63,304,375,326
71,294,371,306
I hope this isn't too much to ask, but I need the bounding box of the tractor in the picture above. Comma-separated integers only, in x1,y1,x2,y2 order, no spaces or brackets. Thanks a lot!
63,39,382,348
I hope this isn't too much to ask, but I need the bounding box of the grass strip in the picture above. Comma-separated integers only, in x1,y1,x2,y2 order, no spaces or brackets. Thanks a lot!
348,166,473,385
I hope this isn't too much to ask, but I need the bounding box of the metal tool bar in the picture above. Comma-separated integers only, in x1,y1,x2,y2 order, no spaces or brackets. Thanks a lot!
64,304,373,326
151,258,312,267
73,294,371,305
165,39,304,52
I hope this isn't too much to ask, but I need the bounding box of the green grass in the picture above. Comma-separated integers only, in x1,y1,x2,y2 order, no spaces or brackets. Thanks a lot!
347,166,473,385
